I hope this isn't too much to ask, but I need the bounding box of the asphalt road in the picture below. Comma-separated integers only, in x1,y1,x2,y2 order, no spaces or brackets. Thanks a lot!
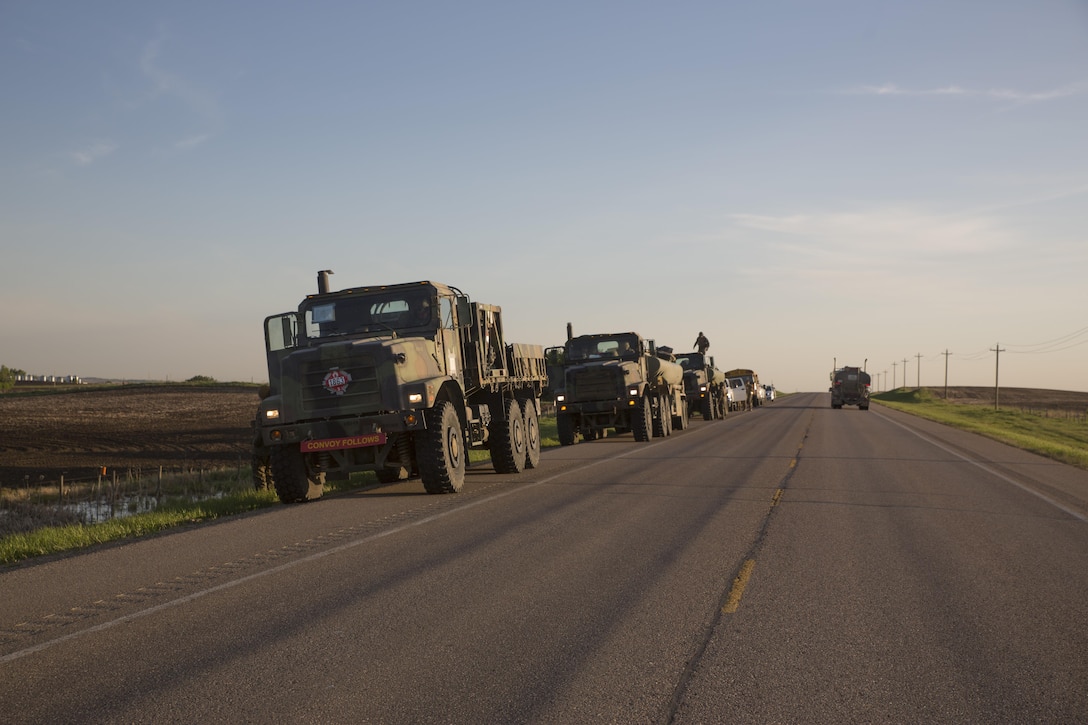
2,393,1087,723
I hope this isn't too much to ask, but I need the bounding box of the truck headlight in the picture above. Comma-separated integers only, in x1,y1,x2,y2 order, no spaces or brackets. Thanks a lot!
264,408,280,421
408,393,423,404
555,393,565,403
628,387,638,397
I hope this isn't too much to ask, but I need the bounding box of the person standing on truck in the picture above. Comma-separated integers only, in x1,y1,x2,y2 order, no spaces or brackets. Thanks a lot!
694,332,710,354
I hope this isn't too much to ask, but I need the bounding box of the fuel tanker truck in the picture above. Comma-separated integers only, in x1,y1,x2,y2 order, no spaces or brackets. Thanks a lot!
675,351,729,420
553,329,687,445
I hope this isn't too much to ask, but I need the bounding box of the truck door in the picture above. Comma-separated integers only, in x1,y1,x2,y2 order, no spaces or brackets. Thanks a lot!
263,312,299,394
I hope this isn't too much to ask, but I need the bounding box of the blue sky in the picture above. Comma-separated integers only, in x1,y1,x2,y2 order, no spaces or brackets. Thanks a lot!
2,1,1086,392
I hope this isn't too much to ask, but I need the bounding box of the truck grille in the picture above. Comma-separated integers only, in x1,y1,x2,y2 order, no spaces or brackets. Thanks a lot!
300,357,382,415
568,367,623,401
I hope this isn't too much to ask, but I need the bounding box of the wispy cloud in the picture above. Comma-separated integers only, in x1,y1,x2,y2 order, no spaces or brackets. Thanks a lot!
139,33,220,123
71,141,117,165
845,82,1087,104
174,134,210,150
729,207,1011,257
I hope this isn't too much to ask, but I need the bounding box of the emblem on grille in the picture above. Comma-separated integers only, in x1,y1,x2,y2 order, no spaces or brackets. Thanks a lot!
322,368,352,396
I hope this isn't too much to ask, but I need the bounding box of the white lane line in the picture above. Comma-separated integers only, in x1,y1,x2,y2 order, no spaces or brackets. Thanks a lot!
874,409,1088,524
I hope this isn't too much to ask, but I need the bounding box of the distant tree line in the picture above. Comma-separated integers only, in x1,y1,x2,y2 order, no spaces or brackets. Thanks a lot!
0,365,26,392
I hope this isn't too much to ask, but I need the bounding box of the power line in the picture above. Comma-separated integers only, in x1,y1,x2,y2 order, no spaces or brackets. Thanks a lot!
1006,325,1088,350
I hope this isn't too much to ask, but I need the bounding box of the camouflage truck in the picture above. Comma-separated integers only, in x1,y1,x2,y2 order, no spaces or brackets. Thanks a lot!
675,351,728,420
830,366,871,409
554,331,687,445
253,272,548,503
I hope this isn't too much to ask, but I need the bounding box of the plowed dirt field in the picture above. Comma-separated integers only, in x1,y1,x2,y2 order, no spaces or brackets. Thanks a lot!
0,384,258,489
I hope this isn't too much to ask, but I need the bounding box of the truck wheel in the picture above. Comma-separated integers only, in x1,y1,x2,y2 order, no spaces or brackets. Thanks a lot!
418,400,466,493
701,396,714,421
252,451,273,491
491,398,528,474
633,396,653,442
653,395,672,437
522,398,541,469
557,413,577,446
270,445,325,504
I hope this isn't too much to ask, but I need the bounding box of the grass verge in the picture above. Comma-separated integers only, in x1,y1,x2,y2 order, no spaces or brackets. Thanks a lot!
1,414,563,566
873,388,1088,470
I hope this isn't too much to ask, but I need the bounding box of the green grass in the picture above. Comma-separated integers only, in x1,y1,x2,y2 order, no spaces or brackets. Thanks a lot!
0,489,281,565
873,388,1088,470
1,414,564,566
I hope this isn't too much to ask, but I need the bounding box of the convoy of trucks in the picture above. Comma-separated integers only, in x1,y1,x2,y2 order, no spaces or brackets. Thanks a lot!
254,271,776,502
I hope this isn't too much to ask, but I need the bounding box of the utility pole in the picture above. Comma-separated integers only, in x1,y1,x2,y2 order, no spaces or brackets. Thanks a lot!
915,353,922,389
991,343,1005,410
883,370,888,392
892,362,897,389
941,350,952,399
902,358,909,389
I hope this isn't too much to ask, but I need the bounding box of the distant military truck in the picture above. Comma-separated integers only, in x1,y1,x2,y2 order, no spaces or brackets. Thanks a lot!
675,351,728,420
554,331,687,445
724,369,763,408
830,366,871,409
254,272,548,503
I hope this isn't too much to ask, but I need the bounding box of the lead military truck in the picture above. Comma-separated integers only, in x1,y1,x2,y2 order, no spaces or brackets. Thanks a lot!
254,273,548,503
554,331,687,445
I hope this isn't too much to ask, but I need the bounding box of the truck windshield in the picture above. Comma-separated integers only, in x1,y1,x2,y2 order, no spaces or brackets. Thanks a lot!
568,335,638,361
303,290,436,339
675,354,704,369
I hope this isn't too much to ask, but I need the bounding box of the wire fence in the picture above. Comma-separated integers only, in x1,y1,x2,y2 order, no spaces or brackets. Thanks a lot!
0,459,256,536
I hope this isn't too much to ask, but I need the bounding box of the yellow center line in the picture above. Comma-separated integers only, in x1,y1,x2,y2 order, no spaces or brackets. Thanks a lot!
722,559,756,614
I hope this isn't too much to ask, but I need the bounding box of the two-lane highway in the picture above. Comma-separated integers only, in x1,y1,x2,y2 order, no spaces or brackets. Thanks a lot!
2,393,1086,723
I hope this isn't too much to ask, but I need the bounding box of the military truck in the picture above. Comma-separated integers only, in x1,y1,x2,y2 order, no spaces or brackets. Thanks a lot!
254,272,548,503
830,366,871,409
553,331,687,445
675,351,728,420
724,368,763,408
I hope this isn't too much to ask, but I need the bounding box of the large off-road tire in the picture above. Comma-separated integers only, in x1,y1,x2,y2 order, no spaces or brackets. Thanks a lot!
252,451,273,491
491,398,528,474
522,398,541,469
632,396,653,442
270,445,325,504
557,413,577,446
701,396,714,421
418,400,466,493
653,395,672,438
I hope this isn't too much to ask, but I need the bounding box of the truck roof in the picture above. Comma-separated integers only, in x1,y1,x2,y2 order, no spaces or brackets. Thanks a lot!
305,280,465,301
